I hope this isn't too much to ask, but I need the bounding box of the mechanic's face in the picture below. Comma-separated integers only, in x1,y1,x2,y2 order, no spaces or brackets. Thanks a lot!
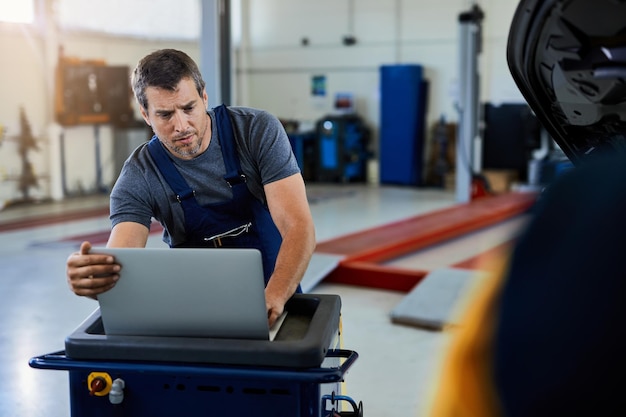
140,77,210,160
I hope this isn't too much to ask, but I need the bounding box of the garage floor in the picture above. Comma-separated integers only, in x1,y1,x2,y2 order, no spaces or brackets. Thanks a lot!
0,184,527,416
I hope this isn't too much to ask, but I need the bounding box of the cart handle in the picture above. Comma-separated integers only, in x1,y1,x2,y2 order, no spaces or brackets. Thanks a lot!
325,349,359,374
29,349,358,384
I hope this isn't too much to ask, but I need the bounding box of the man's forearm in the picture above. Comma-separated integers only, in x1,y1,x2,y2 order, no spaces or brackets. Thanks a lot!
266,227,316,301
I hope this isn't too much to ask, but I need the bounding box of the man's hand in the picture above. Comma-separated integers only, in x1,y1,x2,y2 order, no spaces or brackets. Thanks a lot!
265,287,287,328
66,241,120,299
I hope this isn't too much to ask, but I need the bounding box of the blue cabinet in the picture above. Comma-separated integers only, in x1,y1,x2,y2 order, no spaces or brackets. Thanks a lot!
379,64,429,186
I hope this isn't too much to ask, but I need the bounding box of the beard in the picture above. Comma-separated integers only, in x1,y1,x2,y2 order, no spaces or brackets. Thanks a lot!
159,118,210,159
166,133,202,158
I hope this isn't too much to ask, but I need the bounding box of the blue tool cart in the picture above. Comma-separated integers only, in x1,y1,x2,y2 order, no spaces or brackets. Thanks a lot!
29,294,363,417
316,115,370,183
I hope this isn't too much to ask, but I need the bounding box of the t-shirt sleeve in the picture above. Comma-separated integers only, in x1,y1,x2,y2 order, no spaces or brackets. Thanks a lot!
109,159,155,230
245,110,300,185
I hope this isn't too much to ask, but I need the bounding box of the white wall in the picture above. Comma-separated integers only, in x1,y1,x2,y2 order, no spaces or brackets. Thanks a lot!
236,0,525,150
0,0,526,206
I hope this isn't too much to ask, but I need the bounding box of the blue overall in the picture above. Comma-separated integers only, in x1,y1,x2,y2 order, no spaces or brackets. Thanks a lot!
147,105,287,286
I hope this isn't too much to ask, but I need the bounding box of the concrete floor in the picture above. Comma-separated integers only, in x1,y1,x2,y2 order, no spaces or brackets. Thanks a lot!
0,184,526,416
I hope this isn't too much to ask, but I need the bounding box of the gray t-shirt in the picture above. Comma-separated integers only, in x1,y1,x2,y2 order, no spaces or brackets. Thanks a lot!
110,106,300,247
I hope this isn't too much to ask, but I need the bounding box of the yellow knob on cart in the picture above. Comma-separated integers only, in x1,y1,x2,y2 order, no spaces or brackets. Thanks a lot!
87,372,113,396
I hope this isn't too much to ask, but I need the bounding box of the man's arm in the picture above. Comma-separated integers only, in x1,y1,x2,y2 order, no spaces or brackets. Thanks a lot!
263,173,316,326
107,221,151,248
66,222,149,298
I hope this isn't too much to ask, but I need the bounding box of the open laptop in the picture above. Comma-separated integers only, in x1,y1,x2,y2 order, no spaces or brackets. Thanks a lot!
93,247,285,340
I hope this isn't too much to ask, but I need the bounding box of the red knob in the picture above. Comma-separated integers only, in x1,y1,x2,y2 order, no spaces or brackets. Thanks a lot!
90,377,107,395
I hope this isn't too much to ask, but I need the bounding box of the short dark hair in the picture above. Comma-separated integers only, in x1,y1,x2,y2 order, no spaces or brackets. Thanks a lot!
131,49,206,110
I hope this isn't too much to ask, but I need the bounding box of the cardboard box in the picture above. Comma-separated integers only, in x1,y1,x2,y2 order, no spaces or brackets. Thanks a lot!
482,169,519,193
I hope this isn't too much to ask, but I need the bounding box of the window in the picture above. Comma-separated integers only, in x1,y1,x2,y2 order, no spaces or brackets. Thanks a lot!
0,0,35,24
57,0,200,40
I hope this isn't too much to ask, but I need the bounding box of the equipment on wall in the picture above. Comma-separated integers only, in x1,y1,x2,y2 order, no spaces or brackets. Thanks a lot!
54,50,133,128
54,48,134,196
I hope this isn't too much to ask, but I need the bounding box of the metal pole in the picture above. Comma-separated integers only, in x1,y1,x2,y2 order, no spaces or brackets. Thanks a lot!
456,5,484,203
60,129,67,197
200,0,231,106
94,124,105,193
219,0,232,105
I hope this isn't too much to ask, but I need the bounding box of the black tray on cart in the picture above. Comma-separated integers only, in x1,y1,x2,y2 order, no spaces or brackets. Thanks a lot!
64,294,341,368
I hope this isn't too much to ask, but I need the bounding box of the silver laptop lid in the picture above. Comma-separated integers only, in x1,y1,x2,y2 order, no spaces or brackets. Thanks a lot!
94,247,270,340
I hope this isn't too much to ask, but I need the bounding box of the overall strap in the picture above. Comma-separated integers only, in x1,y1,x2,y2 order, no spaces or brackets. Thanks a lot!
147,136,195,202
213,104,247,187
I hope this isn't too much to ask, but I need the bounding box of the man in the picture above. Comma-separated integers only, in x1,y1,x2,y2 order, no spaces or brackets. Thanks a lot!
65,49,315,327
429,0,626,415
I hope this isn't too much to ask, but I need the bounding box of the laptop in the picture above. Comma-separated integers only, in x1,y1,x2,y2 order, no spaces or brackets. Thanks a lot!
93,247,284,340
